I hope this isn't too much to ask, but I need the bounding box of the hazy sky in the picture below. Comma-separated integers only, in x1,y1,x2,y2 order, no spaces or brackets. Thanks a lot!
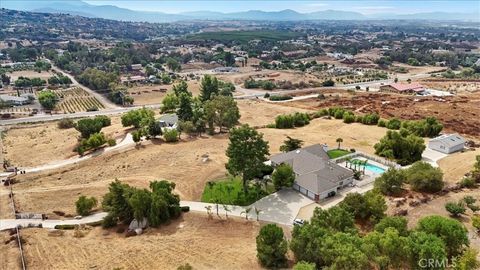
83,1,480,14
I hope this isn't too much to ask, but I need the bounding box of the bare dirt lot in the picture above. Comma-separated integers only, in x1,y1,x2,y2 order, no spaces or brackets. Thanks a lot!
2,116,129,167
7,70,55,81
421,79,480,94
18,213,262,270
284,90,480,138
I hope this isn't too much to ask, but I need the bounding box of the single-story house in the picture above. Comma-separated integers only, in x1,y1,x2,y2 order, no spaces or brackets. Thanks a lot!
0,94,31,106
157,114,178,130
380,83,426,95
131,64,143,71
270,144,354,201
428,133,465,154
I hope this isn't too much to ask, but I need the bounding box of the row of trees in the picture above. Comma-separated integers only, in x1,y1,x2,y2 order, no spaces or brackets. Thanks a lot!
14,76,46,88
374,130,426,165
101,180,181,228
257,191,475,269
162,76,240,136
74,115,112,154
375,161,445,195
274,112,311,129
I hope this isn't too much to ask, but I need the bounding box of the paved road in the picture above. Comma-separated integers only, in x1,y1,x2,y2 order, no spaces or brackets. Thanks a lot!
0,104,161,126
0,191,309,230
46,59,119,109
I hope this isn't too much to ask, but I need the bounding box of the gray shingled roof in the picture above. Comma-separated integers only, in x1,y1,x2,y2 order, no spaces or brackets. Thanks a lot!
271,144,354,195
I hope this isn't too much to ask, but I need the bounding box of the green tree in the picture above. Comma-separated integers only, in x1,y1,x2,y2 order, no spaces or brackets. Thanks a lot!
199,75,219,101
293,261,316,270
256,224,288,268
162,93,179,113
204,95,240,133
37,90,57,110
279,136,304,152
76,116,109,138
226,125,269,192
128,189,152,223
272,163,295,190
374,130,426,165
374,216,409,236
363,228,410,269
416,215,469,257
177,92,193,121
406,161,444,193
75,195,98,216
320,232,369,270
172,81,190,97
407,231,448,270
340,191,386,223
374,168,406,196
166,57,181,72
121,108,155,128
311,206,355,233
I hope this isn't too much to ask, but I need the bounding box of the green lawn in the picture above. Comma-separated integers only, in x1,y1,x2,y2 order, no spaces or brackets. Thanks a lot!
201,177,273,206
327,149,351,159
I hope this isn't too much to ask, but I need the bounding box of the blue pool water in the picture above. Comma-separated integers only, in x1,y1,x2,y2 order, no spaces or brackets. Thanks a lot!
364,163,386,174
352,159,386,174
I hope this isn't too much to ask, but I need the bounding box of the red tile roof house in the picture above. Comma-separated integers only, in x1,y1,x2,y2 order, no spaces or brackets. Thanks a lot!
379,83,426,95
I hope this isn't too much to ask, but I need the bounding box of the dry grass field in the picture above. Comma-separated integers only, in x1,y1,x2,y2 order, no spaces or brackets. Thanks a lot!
386,189,480,249
127,80,202,105
0,230,21,270
437,149,479,183
18,213,262,270
2,115,129,167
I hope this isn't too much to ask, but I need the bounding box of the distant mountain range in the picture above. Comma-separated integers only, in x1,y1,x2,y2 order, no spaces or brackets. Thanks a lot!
2,0,479,22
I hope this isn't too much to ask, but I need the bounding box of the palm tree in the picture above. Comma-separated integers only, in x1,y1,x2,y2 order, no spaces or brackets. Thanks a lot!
254,207,262,221
223,204,231,219
336,138,343,149
205,205,213,219
241,207,252,220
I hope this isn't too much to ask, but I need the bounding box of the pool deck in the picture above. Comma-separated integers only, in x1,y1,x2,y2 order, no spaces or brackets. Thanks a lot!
337,157,388,187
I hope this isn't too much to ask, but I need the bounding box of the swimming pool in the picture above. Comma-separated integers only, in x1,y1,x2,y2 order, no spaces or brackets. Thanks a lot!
352,159,386,174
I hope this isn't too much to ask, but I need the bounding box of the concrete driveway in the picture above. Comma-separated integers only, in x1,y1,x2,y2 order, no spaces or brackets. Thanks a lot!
250,189,313,225
422,147,448,167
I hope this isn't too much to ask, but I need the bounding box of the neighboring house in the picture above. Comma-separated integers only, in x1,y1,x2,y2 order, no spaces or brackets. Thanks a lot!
0,94,30,106
270,144,354,201
157,114,178,130
379,83,426,95
131,64,143,71
428,133,466,154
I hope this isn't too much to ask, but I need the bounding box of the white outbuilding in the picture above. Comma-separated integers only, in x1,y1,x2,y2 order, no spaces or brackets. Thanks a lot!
428,133,465,154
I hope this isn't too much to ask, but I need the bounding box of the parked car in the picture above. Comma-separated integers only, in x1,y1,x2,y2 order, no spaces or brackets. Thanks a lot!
293,218,305,226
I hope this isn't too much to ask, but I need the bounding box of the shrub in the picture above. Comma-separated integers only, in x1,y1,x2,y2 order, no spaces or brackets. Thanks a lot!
316,109,329,117
75,195,98,216
180,206,190,212
459,177,476,188
445,201,466,217
386,118,402,130
266,123,276,128
54,224,75,230
263,92,270,98
102,213,117,228
322,79,335,87
58,118,75,129
269,95,292,101
164,129,179,142
377,119,387,127
361,113,380,125
107,138,116,147
343,113,355,123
